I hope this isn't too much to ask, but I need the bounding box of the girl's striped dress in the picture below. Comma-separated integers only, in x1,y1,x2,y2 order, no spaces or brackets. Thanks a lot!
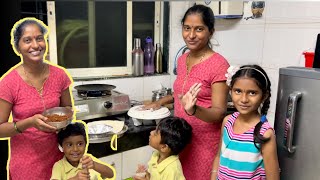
217,112,273,180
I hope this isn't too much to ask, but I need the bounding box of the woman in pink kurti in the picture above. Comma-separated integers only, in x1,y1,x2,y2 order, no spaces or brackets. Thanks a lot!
0,18,72,179
144,5,229,180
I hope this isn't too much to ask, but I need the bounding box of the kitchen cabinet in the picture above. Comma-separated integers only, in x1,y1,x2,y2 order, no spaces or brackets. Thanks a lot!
99,153,122,180
98,146,153,180
122,146,153,179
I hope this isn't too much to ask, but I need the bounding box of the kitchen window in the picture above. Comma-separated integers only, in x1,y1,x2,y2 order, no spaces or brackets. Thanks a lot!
47,1,168,78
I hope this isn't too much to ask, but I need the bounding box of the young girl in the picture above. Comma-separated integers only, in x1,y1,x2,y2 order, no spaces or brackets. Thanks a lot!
211,65,280,180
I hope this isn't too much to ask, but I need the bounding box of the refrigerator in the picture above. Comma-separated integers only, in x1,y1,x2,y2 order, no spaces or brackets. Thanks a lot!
274,67,320,180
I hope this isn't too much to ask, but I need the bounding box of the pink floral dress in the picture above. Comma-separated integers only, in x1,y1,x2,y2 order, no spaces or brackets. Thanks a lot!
0,65,71,180
173,52,229,180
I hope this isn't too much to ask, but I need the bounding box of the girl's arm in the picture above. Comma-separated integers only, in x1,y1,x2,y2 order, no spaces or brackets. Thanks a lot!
211,115,229,180
261,129,280,180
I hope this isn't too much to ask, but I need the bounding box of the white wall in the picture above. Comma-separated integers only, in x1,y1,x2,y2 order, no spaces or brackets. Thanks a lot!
73,1,320,126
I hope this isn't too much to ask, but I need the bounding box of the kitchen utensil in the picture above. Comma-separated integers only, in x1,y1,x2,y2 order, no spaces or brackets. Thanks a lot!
74,84,116,97
88,124,128,144
42,107,74,129
87,124,113,139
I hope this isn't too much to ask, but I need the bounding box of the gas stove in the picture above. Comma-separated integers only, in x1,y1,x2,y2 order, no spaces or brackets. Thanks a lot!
73,90,130,121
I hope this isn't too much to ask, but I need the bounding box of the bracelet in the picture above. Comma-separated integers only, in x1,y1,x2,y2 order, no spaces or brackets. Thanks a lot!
185,105,197,116
13,122,22,133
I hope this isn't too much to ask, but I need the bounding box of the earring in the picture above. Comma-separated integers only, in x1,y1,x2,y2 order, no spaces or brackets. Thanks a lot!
58,145,63,152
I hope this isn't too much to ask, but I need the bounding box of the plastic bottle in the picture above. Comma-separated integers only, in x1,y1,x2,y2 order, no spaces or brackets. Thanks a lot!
144,37,155,75
155,43,163,74
132,38,144,76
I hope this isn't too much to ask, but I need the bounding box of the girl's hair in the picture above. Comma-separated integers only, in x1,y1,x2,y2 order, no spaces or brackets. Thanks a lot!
230,64,271,149
12,18,48,52
181,4,215,47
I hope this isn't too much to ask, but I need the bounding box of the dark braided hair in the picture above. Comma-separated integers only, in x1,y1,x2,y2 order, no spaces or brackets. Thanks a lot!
230,64,271,150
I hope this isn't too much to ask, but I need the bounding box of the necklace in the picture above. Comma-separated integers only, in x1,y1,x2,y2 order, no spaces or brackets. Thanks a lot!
181,51,207,97
186,52,206,72
22,64,47,95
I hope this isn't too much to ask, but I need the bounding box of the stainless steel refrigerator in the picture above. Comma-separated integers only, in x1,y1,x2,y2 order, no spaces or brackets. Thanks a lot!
275,67,320,180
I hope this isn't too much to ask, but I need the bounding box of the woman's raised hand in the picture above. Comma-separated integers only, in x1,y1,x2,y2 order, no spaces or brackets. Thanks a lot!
31,114,57,132
178,83,201,114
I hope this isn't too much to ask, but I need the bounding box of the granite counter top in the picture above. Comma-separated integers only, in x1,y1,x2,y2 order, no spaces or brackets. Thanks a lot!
87,115,156,158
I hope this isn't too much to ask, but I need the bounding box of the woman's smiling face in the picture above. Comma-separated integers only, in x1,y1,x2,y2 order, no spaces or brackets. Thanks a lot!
17,23,46,62
182,13,212,51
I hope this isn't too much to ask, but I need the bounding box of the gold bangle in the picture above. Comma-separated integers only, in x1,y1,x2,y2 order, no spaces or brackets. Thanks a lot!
13,122,22,133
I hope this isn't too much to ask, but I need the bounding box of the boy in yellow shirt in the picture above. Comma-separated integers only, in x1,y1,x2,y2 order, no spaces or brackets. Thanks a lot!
51,122,115,180
134,117,192,180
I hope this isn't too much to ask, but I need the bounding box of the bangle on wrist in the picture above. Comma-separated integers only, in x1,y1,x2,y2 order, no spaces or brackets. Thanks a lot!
13,121,22,133
185,105,197,116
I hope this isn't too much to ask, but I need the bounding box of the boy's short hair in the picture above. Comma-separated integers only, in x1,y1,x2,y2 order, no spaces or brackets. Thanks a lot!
58,122,87,145
157,117,192,155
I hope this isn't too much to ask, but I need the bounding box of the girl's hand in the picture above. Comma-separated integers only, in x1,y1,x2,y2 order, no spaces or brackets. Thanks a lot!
31,114,57,132
178,83,201,114
81,155,95,170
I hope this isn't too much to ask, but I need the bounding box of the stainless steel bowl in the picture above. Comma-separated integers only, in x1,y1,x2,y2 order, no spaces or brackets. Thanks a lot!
42,107,74,129
88,124,113,139
89,125,128,143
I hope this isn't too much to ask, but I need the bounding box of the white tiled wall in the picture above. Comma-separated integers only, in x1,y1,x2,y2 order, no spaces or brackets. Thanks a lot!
74,1,320,126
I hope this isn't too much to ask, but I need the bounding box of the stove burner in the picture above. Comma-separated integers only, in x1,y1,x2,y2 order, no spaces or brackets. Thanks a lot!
77,90,111,98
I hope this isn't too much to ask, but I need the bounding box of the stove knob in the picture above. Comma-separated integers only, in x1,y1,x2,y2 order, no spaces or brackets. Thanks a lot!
104,101,113,109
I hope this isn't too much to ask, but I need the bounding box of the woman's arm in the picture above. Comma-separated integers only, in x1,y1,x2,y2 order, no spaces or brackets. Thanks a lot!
60,87,72,107
261,129,280,180
183,82,229,123
195,82,228,123
210,115,228,180
0,99,56,137
143,94,174,110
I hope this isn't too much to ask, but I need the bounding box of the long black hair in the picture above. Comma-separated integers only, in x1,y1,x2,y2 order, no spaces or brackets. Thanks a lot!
230,64,271,150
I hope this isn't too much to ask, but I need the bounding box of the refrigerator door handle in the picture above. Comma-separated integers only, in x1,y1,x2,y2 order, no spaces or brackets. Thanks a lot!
284,91,302,153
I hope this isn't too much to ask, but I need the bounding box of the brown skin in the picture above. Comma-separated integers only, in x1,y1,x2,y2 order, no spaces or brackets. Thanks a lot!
0,23,72,137
133,129,172,180
211,78,279,179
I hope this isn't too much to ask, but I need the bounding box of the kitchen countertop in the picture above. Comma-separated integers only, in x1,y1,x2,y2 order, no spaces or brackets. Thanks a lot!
87,106,236,158
87,114,156,158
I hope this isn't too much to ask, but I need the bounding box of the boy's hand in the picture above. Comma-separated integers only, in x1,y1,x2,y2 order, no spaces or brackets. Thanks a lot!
136,164,147,173
81,155,95,170
70,169,90,180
